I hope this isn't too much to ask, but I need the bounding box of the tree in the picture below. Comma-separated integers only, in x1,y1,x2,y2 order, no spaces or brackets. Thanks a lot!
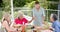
0,0,3,7
47,0,59,10
47,0,59,1
2,0,11,11
13,0,35,7
13,0,26,7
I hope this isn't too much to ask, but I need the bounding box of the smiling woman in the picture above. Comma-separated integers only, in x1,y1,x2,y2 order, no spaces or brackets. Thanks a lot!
1,12,17,32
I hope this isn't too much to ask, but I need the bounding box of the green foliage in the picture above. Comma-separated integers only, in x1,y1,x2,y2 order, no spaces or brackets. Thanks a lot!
24,1,35,8
13,0,26,7
14,11,18,18
48,4,58,10
0,11,3,20
24,0,48,9
2,0,11,11
47,0,59,2
13,0,35,7
0,0,59,10
0,0,4,7
0,0,59,21
47,0,59,9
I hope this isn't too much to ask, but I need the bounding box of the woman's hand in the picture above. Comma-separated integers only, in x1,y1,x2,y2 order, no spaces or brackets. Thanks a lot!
32,16,36,20
8,28,17,32
48,27,54,31
28,16,36,23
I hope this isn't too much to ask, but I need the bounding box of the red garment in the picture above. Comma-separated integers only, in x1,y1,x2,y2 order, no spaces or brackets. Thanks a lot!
15,18,28,25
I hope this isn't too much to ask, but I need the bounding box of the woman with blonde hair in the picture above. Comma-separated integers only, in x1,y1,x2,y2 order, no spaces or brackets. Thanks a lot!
2,12,17,32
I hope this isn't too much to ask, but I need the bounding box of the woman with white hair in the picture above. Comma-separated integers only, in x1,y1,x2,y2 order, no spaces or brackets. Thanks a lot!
13,11,34,32
2,12,17,32
14,11,33,25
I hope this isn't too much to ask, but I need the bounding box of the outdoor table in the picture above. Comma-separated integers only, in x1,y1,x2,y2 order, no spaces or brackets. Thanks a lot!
25,25,34,32
13,24,22,28
13,24,33,32
13,24,22,32
13,24,53,32
30,26,53,32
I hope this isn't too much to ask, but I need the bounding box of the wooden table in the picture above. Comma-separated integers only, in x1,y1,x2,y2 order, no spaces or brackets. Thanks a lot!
13,24,22,32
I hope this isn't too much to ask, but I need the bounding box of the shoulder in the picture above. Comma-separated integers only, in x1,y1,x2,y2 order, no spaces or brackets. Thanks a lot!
23,18,28,21
54,20,60,26
40,7,45,11
14,18,19,22
55,20,59,24
2,20,7,24
15,18,18,20
23,18,27,20
2,21,8,27
32,8,35,11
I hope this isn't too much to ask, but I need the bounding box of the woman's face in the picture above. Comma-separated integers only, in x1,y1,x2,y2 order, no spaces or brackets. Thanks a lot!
50,16,54,22
7,16,10,21
19,15,23,19
5,15,10,22
3,12,10,22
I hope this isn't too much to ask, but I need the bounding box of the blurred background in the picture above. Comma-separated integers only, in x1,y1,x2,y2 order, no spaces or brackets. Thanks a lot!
0,0,59,21
0,0,60,31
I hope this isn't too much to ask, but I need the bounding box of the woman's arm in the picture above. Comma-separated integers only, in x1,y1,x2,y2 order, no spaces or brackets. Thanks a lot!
2,21,15,32
49,27,54,31
28,19,33,23
28,17,35,23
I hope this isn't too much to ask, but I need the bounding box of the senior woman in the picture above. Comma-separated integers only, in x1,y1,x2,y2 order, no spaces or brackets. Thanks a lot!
2,12,17,32
13,11,34,32
14,11,34,25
